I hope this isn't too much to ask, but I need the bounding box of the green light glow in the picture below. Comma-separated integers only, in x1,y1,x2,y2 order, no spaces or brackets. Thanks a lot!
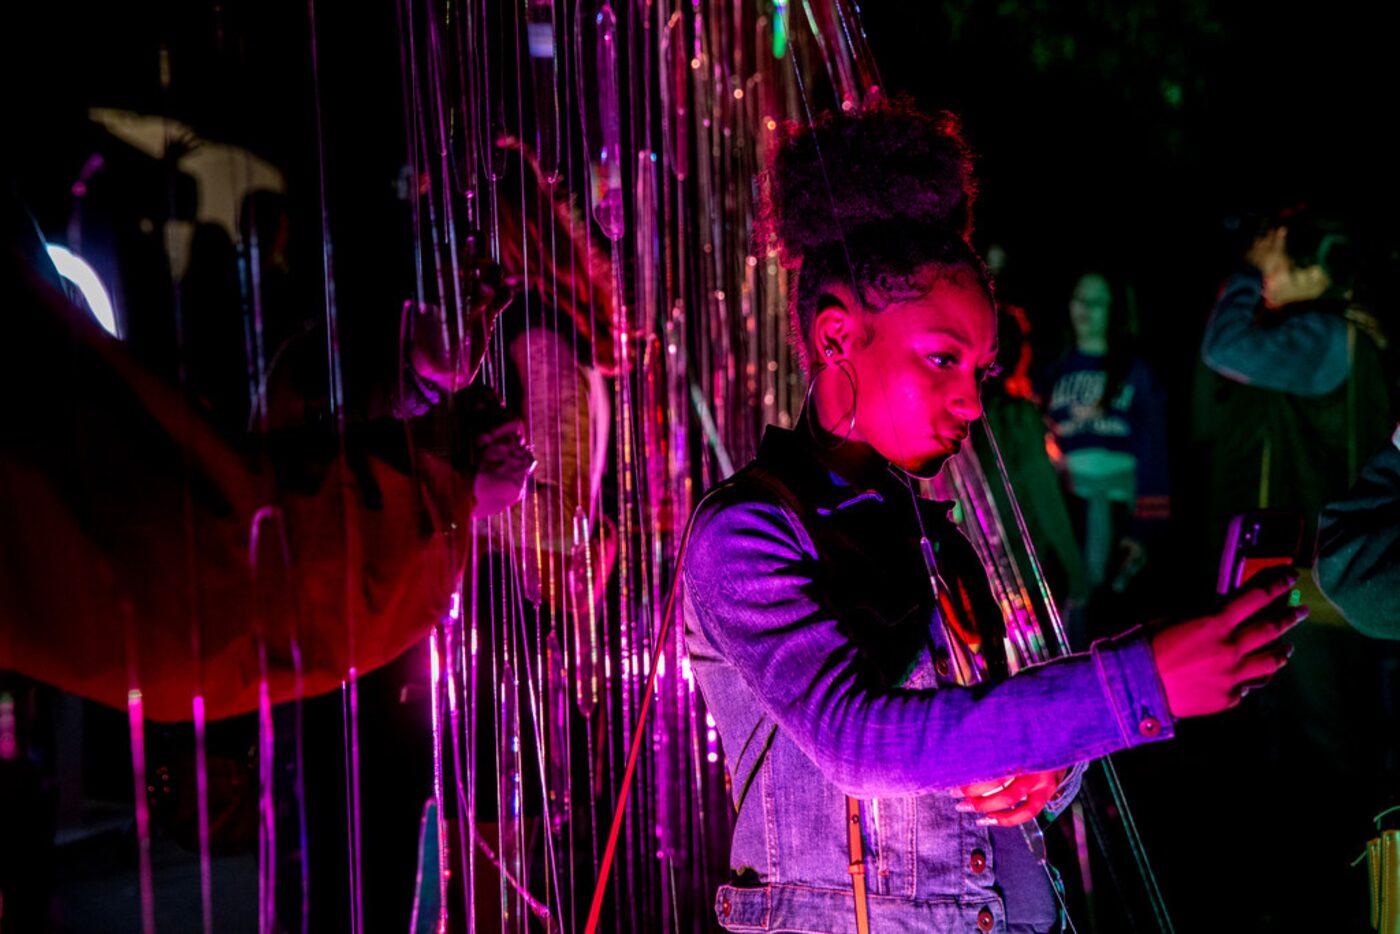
773,0,789,59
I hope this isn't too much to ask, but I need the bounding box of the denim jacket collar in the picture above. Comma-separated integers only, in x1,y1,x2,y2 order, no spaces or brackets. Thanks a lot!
754,425,955,521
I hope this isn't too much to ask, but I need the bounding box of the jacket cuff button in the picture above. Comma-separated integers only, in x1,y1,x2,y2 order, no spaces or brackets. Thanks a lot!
1139,715,1162,738
977,906,996,931
720,896,731,918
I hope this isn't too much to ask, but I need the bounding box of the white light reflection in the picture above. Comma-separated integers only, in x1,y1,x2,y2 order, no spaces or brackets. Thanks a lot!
45,244,118,338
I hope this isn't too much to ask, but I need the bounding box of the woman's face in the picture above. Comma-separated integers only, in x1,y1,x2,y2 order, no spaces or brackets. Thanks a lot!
1069,273,1111,347
820,275,998,478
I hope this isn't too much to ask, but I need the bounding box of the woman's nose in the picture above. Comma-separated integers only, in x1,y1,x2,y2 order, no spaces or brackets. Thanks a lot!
948,374,983,422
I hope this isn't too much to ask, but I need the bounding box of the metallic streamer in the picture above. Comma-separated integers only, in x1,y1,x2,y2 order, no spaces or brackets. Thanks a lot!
498,658,525,933
547,630,572,834
528,0,564,183
591,3,626,242
96,3,893,931
125,683,156,934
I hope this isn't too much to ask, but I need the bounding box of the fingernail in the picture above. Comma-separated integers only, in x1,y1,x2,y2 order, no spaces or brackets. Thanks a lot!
1294,606,1310,622
975,817,998,827
954,802,975,813
1285,571,1300,587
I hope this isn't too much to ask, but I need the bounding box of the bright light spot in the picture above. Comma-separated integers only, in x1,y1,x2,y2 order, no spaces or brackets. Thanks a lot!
690,57,701,70
766,118,777,131
705,712,716,727
706,751,719,763
706,728,717,742
449,591,462,620
680,656,692,683
430,630,441,686
47,244,118,337
733,88,744,100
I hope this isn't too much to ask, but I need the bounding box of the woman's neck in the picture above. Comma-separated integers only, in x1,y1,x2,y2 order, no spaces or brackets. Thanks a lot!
803,409,891,490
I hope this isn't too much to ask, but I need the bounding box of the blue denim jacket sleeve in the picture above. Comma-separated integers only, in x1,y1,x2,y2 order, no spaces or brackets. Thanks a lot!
1201,269,1350,397
682,482,1176,798
1314,429,1400,639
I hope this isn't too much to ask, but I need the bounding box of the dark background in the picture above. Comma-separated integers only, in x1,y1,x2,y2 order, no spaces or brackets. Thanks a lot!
4,1,1397,931
9,0,1397,405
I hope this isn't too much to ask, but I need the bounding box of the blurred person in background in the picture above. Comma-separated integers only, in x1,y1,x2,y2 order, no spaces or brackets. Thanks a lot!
1194,205,1398,930
1039,270,1169,643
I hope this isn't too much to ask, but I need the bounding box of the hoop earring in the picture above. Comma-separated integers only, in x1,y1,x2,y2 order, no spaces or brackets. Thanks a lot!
803,358,858,449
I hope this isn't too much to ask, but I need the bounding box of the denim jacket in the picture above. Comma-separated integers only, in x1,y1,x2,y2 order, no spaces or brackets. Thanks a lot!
681,427,1176,933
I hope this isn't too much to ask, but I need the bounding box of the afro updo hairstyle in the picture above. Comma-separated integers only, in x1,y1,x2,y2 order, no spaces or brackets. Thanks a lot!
758,96,992,369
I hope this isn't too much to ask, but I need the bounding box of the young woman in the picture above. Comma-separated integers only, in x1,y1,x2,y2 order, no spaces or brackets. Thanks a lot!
681,99,1303,933
1041,271,1169,605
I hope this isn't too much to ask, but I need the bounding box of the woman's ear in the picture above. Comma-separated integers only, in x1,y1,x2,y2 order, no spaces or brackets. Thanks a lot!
812,287,859,360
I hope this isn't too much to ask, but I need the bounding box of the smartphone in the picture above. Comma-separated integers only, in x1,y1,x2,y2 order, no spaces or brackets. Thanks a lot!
1216,509,1305,595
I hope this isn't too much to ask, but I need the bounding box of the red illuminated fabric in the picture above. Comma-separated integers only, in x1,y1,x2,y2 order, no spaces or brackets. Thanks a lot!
1,250,473,721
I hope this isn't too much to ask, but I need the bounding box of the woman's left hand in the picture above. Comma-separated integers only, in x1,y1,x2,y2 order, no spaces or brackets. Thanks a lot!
952,769,1068,827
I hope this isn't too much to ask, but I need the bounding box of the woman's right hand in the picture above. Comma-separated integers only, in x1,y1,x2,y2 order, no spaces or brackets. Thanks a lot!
1149,568,1305,718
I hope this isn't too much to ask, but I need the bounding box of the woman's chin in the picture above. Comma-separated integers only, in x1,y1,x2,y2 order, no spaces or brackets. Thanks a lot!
903,451,952,480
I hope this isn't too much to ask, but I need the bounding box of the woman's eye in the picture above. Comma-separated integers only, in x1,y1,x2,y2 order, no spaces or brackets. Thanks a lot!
927,353,957,369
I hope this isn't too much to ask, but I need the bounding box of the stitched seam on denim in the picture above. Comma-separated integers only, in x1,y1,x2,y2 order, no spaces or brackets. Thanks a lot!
734,724,778,818
761,744,780,883
733,881,988,904
901,797,914,898
1134,628,1175,729
734,716,769,766
909,797,918,898
1092,639,1134,746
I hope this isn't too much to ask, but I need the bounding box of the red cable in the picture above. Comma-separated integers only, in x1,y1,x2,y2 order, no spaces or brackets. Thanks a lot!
583,523,693,934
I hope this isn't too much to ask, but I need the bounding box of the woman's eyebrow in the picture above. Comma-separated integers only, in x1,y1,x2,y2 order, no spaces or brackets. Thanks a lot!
921,326,970,343
920,327,997,360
